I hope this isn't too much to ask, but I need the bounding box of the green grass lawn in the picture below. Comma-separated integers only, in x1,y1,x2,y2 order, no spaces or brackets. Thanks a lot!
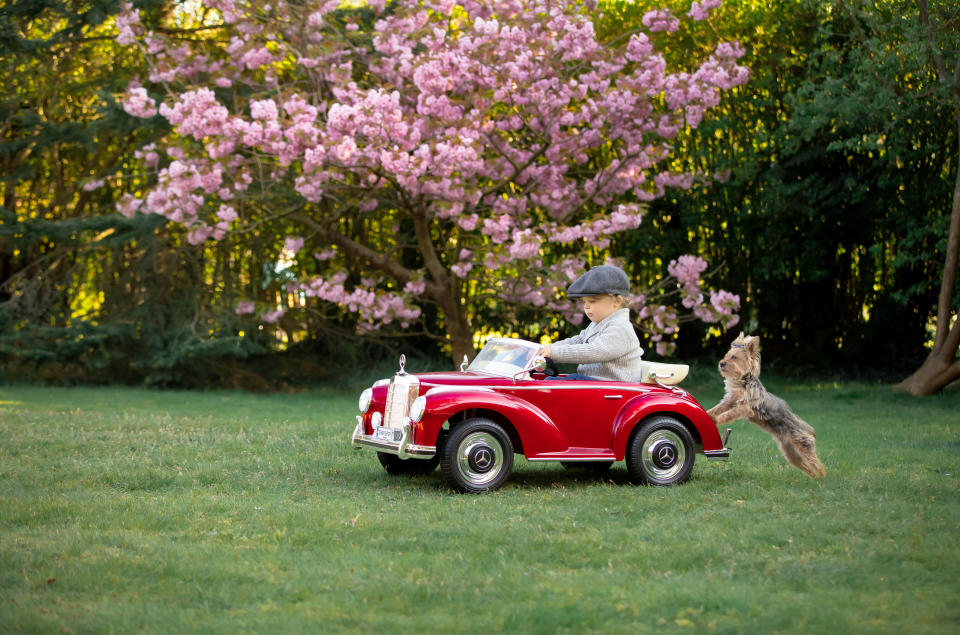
1,371,959,633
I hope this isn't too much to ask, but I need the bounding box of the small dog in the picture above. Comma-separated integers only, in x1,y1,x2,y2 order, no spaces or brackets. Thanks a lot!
708,333,826,478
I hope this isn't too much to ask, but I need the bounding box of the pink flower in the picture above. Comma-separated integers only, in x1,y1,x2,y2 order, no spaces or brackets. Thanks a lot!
457,214,479,231
451,262,473,278
116,193,142,218
668,255,708,285
115,4,142,45
250,99,278,121
261,308,285,323
241,46,273,70
187,224,213,245
122,86,157,118
404,279,426,295
217,204,238,222
235,301,256,315
688,0,723,21
284,236,305,254
642,9,679,33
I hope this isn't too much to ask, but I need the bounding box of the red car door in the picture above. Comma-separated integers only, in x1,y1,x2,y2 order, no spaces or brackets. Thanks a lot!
507,380,632,452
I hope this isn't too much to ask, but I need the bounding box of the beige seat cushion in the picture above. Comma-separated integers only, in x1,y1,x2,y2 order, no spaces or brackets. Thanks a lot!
640,361,689,385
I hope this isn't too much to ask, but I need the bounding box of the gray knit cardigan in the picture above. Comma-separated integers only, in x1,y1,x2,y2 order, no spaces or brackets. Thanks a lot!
548,308,644,382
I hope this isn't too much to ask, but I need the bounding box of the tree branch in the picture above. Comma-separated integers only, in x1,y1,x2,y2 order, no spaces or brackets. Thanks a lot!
291,212,445,300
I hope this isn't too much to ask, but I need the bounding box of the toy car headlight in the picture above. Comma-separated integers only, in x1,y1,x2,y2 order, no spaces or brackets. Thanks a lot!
409,396,427,423
358,388,373,413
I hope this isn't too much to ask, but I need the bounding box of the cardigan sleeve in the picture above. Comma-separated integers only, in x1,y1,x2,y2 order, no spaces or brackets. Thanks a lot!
549,327,588,350
549,320,634,364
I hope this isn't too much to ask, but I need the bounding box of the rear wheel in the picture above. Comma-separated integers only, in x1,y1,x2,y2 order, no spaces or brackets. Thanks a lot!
440,418,514,493
625,416,695,486
377,452,440,476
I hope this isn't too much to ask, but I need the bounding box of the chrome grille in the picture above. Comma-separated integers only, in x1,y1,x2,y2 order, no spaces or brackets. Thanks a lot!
383,372,419,429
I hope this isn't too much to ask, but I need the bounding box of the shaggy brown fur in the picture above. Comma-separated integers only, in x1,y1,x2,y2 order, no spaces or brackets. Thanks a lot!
707,333,826,478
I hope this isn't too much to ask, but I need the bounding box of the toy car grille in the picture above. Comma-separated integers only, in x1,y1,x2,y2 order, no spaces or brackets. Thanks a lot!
384,372,419,429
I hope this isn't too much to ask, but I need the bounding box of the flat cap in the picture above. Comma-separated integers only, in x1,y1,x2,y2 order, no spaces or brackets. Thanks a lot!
566,265,630,298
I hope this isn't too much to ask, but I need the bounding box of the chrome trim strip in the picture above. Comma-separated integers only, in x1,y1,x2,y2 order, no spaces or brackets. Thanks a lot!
506,384,651,393
527,457,616,462
425,385,495,396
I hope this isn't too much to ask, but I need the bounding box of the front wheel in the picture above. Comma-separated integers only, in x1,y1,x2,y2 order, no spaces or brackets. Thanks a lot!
625,416,695,486
440,418,514,493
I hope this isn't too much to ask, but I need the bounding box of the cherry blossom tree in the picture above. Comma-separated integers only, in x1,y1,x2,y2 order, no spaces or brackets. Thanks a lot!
115,0,746,362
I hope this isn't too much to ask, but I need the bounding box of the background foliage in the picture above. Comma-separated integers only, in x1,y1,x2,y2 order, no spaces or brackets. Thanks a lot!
1,0,957,387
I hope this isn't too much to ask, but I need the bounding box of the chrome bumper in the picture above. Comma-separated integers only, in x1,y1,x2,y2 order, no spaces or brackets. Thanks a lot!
351,416,436,460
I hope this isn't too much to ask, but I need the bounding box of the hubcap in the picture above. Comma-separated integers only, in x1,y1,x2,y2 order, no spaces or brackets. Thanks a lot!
456,431,503,485
641,429,687,480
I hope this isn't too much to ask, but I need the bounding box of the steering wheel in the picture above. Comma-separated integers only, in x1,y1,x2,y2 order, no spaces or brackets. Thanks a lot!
541,356,560,377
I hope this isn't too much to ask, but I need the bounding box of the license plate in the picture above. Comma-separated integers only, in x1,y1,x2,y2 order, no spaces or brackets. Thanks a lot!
375,427,401,443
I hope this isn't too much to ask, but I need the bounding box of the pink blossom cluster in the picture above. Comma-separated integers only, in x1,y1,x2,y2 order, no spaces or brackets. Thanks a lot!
283,236,305,255
298,273,422,329
642,9,680,33
235,300,256,315
546,204,643,248
630,254,740,354
115,0,746,345
121,84,157,118
688,0,723,21
115,3,141,45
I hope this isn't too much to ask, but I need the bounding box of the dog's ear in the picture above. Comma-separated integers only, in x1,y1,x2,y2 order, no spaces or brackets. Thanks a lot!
743,335,760,356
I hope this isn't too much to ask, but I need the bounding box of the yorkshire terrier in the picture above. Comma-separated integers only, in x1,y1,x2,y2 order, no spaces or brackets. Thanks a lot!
707,333,826,478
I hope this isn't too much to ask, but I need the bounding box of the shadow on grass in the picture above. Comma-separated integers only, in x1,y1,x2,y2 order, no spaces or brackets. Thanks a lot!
364,460,735,493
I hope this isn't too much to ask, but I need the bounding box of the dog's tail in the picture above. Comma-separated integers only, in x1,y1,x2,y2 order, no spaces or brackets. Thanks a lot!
796,452,827,479
780,433,826,478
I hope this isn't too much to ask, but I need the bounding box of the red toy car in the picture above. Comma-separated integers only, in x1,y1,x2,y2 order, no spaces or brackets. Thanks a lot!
351,337,731,492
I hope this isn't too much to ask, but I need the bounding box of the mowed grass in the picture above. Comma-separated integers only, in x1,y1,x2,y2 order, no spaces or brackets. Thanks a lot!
1,372,959,634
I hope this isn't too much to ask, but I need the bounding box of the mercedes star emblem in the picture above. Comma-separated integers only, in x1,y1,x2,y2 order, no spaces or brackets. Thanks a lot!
474,448,492,469
657,445,675,464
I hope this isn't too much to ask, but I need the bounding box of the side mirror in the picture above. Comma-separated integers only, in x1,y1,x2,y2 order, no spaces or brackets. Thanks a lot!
460,355,469,372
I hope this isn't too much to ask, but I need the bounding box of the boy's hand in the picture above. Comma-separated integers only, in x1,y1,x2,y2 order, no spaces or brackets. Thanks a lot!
539,344,552,358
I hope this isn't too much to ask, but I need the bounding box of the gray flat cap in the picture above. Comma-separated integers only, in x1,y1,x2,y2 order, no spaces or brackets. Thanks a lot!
566,265,630,298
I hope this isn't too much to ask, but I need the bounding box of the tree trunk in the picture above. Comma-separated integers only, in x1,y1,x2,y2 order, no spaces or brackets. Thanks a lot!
895,124,960,395
897,10,960,395
445,303,476,369
408,209,478,367
894,347,960,395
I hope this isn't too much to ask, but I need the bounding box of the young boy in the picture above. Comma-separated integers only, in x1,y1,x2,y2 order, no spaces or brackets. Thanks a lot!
540,264,644,382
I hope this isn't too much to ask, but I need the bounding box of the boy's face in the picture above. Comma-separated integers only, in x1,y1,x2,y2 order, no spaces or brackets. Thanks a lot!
581,294,621,323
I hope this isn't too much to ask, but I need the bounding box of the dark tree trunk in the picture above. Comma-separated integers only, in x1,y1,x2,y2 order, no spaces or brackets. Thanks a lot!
898,2,960,395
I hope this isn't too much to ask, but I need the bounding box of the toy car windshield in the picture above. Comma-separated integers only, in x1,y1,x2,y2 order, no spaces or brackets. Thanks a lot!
467,337,542,378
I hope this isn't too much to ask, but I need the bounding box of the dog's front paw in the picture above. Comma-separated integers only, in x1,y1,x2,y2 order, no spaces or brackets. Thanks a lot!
706,404,724,421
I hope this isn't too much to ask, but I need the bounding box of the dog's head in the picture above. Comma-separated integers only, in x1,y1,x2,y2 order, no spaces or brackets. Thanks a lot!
718,332,760,380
